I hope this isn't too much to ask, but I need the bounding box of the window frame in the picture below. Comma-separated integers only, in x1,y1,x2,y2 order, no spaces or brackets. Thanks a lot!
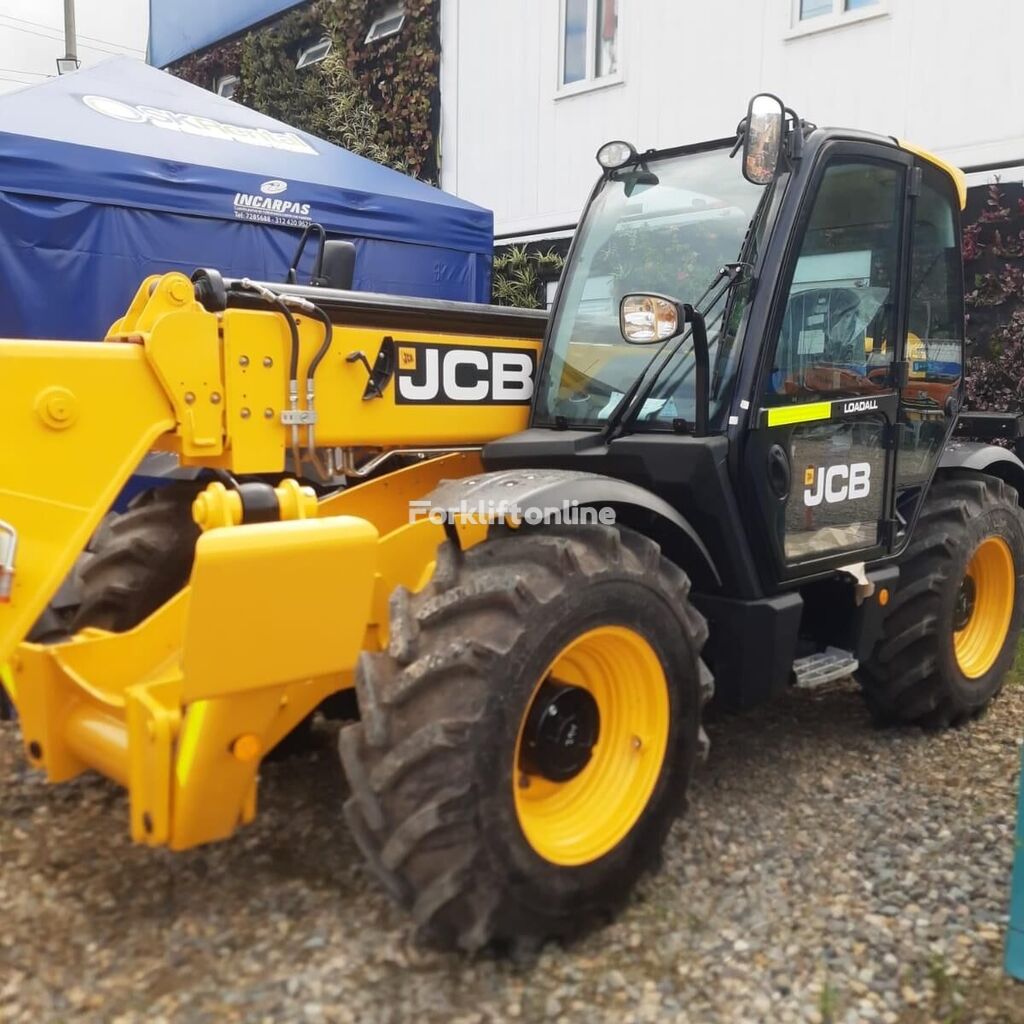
214,74,239,100
786,0,888,40
556,0,623,99
365,4,406,44
296,36,332,70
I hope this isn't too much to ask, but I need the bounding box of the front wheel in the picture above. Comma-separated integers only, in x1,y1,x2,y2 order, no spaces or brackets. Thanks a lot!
859,473,1024,727
338,524,713,952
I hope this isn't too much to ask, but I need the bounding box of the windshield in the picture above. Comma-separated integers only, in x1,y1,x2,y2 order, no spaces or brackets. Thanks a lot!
536,145,767,430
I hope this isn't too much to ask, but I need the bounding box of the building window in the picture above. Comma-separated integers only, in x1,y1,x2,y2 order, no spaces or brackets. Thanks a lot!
793,0,885,31
799,0,833,17
560,0,619,91
296,37,332,70
214,74,239,100
365,3,406,44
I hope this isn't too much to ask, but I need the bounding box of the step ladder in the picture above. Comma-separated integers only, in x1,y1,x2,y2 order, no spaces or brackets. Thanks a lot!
792,647,859,689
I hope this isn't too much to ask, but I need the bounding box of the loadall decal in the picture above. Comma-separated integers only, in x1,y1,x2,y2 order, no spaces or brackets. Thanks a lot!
841,399,879,414
394,341,536,405
763,392,897,428
803,462,871,506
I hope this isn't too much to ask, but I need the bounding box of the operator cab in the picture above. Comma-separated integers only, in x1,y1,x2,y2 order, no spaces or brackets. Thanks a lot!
484,93,974,707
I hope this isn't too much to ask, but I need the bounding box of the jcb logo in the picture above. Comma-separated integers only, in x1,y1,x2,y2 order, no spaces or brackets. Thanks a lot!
395,341,536,405
803,463,871,507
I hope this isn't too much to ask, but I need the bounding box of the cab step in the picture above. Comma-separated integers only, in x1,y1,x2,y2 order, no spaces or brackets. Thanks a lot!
792,647,859,689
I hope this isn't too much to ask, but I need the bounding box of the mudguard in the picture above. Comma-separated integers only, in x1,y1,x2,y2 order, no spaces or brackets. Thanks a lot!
423,468,721,588
939,440,1024,497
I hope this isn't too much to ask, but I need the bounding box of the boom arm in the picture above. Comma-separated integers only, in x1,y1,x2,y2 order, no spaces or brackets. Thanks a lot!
0,271,543,667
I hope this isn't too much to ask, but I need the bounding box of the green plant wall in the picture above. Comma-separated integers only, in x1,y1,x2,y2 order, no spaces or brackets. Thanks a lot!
169,0,439,180
491,245,565,309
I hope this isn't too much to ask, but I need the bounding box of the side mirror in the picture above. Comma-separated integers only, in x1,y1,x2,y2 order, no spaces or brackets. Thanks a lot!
321,240,357,290
742,93,785,186
619,293,686,345
618,292,710,436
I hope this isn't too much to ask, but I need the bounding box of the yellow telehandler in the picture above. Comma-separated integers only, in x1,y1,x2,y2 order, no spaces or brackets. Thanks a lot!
4,94,1024,952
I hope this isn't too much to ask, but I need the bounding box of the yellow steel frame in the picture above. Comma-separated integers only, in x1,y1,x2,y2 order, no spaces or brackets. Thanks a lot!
0,271,534,849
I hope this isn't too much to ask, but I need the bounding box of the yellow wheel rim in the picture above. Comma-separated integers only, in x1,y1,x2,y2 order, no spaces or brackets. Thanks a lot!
513,625,671,867
954,535,1015,679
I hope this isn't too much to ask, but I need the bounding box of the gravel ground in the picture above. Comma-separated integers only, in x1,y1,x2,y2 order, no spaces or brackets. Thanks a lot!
2,677,1023,1024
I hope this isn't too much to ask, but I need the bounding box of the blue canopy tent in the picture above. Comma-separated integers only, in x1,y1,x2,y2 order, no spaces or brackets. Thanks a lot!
0,57,493,341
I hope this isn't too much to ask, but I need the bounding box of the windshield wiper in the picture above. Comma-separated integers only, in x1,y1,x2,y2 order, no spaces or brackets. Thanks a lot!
597,262,748,443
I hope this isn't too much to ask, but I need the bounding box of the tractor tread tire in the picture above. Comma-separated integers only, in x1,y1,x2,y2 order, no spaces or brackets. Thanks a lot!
858,473,1024,728
71,484,202,633
339,524,712,952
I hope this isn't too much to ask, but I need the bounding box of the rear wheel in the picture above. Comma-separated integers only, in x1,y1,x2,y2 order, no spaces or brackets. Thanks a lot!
70,483,202,632
8,485,202,721
859,474,1024,727
339,524,712,951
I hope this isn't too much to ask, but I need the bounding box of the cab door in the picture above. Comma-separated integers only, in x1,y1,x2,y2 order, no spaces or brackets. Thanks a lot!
743,146,911,583
892,161,965,536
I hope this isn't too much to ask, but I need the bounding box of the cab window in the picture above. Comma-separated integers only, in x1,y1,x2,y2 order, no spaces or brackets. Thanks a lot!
895,163,964,510
903,165,963,414
764,160,903,405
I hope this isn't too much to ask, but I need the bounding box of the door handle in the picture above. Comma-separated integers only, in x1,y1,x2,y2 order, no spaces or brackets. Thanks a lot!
767,444,791,500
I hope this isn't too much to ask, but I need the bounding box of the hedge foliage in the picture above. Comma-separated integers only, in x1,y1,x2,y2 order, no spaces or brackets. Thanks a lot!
963,180,1024,410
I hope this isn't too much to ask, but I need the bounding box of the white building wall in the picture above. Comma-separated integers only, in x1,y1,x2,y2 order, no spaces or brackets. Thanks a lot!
439,0,1024,238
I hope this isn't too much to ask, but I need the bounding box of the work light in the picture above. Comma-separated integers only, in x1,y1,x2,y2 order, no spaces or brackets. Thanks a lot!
596,140,637,170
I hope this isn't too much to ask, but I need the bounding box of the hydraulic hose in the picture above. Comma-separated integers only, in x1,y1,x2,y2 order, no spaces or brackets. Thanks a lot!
301,304,334,481
229,282,336,481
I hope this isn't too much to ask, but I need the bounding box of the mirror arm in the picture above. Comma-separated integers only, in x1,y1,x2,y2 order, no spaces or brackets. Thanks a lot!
729,119,746,159
686,304,710,437
784,106,804,163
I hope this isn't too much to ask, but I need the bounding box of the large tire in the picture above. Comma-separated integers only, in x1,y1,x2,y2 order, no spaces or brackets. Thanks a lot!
859,473,1024,727
24,484,203,643
339,524,713,952
70,483,203,632
8,486,201,722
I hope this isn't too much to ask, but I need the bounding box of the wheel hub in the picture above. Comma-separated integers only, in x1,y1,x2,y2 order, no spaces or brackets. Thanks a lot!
953,574,977,631
518,681,600,782
953,535,1016,679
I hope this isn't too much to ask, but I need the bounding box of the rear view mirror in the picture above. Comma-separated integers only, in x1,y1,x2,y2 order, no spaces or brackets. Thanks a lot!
742,93,785,185
619,293,684,345
321,240,356,290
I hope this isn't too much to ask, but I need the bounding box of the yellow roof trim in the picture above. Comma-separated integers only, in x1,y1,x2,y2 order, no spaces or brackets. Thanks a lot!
897,139,968,210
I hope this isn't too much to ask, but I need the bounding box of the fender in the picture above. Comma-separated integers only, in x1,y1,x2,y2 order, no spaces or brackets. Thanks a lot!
112,452,204,511
423,468,722,589
938,440,1024,498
